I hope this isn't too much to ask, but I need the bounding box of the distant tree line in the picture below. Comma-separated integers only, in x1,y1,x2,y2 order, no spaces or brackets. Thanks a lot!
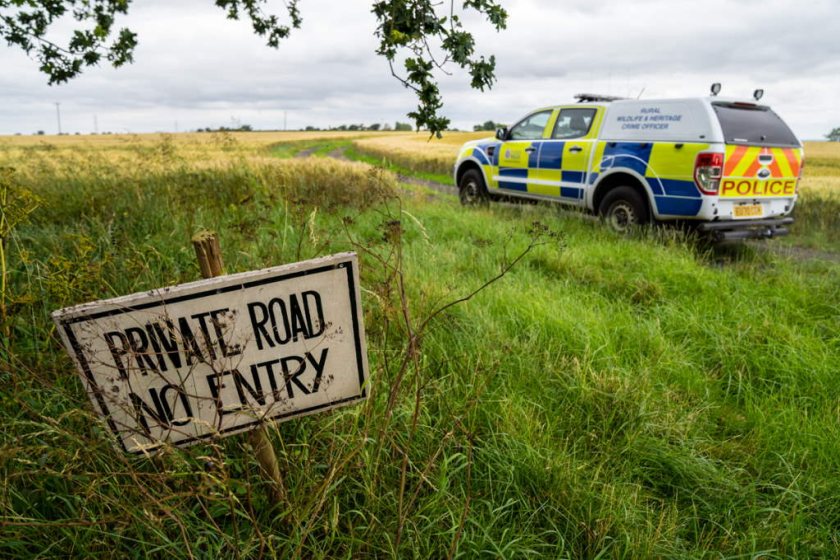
194,122,414,132
827,127,840,142
473,120,503,131
28,130,94,136
13,120,461,137
302,122,414,132
196,124,254,132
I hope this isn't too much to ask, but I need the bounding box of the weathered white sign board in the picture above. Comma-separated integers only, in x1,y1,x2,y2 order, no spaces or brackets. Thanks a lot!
52,252,368,455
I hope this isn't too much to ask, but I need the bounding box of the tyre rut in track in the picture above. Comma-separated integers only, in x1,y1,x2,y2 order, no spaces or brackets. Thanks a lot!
294,146,319,158
302,144,456,197
749,242,840,264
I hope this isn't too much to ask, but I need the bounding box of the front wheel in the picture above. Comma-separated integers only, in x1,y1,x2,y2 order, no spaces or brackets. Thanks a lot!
598,186,650,233
458,169,489,206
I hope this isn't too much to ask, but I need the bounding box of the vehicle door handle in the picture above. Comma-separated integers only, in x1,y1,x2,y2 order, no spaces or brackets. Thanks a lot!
569,146,583,153
524,147,536,153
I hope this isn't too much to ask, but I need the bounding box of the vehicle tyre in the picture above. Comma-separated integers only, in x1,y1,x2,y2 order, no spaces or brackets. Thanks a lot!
458,168,489,206
598,186,650,233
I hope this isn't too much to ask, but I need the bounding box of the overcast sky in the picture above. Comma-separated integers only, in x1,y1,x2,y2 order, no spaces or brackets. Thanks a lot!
1,0,838,139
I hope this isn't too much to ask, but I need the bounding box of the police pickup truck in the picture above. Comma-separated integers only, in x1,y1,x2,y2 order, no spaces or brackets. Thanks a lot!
454,92,804,241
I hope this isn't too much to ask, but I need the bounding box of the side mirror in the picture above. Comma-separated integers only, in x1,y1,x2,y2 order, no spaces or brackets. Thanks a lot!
495,127,508,141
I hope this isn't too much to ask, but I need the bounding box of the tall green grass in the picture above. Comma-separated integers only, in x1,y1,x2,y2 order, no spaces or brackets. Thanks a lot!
787,190,840,249
1,139,839,558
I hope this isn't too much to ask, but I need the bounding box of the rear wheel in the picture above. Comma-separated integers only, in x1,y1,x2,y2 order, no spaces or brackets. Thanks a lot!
458,168,488,206
598,186,650,233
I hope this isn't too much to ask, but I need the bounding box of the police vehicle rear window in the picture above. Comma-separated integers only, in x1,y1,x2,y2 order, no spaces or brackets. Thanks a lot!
713,103,799,148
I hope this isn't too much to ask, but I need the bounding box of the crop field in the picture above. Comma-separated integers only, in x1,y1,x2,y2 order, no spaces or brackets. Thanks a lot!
351,131,489,175
798,142,840,195
1,133,838,558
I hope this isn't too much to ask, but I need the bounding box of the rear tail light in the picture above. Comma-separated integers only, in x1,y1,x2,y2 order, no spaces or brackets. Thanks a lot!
694,152,724,195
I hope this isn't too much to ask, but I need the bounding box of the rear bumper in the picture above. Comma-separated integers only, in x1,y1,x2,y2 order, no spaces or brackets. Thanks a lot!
698,217,793,241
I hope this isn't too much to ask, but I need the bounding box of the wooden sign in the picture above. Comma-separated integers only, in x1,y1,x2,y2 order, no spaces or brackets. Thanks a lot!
52,253,368,454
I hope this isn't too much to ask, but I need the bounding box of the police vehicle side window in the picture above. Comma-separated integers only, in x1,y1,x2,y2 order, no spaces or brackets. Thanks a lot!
552,108,596,140
509,110,553,140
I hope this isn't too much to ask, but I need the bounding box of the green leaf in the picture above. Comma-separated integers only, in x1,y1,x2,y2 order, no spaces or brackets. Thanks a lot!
0,0,509,137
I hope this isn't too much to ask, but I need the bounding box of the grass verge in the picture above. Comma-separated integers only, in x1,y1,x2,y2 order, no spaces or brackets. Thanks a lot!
1,138,839,558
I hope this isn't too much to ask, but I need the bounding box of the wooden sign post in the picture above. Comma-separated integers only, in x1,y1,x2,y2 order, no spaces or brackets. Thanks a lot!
192,231,284,503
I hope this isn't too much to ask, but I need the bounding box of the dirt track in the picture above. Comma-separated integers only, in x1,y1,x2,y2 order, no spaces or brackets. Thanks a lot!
300,144,457,196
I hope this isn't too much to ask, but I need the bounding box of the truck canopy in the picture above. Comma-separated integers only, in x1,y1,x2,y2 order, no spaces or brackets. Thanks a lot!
598,98,801,149
599,99,718,143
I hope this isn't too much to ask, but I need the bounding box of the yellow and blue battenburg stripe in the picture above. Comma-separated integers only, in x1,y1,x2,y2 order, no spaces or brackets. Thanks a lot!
458,132,716,218
483,141,591,200
597,141,710,216
529,142,588,199
471,142,498,167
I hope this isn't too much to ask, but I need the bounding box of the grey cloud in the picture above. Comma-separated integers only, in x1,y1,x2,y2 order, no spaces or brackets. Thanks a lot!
0,0,838,137
484,0,840,79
